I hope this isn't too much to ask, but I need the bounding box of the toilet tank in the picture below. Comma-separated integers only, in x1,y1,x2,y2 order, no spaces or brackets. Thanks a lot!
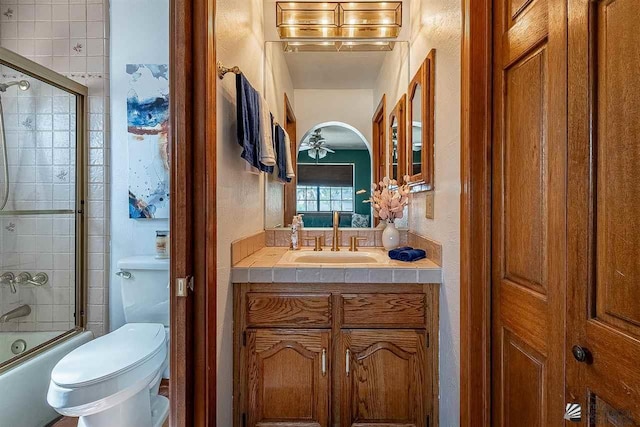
117,256,169,326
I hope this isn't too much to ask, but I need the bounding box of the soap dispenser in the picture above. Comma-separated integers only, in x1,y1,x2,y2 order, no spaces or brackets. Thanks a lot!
291,216,300,250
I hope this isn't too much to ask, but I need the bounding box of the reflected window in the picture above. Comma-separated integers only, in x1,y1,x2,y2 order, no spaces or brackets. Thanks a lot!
297,185,354,212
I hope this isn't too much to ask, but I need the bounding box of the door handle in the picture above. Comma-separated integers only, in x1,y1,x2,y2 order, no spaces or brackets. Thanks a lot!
346,349,350,376
572,345,592,363
321,348,326,376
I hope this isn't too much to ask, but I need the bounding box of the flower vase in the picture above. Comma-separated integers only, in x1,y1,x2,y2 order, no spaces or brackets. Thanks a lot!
382,221,400,250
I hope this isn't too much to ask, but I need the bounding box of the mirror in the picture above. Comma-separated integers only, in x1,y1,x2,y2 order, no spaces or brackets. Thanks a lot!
389,95,407,184
409,74,423,180
263,41,410,229
407,49,435,189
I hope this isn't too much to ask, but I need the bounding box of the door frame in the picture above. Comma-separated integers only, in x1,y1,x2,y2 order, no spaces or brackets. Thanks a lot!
170,0,217,425
283,93,297,226
460,0,492,426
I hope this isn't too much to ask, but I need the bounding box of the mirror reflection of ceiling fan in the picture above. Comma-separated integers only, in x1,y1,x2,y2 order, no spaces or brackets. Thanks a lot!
299,129,335,162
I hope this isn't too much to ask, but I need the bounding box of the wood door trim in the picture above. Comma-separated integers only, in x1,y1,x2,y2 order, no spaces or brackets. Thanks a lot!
170,0,217,425
283,93,297,226
373,94,387,185
460,0,492,426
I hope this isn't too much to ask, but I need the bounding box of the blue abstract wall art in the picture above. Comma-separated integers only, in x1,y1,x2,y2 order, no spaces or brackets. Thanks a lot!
126,64,170,219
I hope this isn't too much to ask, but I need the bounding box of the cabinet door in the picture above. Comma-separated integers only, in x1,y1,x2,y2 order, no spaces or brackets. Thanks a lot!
340,330,428,427
246,329,330,427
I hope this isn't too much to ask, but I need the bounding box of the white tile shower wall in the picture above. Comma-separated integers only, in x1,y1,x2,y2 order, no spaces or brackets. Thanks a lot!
0,0,109,337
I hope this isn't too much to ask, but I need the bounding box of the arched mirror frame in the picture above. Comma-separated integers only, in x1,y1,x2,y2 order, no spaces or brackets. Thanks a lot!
408,49,435,189
388,94,407,184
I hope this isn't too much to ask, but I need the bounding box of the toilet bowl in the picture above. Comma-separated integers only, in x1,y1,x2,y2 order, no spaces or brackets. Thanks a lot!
48,256,170,426
47,323,169,427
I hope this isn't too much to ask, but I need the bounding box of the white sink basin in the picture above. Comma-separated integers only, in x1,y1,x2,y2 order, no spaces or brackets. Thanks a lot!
282,250,388,265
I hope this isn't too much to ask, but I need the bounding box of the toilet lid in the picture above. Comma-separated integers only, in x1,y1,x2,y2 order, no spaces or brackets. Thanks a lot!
51,323,166,388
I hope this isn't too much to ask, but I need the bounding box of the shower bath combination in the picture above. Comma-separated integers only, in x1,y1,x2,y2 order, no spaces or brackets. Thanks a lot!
0,79,31,210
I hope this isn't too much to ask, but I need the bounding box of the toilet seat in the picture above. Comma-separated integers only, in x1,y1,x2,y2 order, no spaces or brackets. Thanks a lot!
48,323,167,417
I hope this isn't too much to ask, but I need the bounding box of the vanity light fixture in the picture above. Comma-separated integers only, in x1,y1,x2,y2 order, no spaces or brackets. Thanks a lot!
276,2,341,39
339,2,402,39
276,2,402,40
283,41,394,52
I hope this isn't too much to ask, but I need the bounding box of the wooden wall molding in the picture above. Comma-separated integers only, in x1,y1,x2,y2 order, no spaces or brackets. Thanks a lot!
460,0,492,425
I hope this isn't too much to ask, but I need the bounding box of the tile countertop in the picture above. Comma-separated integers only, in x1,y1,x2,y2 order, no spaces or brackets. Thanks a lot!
232,247,442,284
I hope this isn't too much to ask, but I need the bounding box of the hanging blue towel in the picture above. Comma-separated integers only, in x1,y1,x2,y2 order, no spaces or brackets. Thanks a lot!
398,249,427,262
388,246,413,260
236,73,261,169
274,124,291,183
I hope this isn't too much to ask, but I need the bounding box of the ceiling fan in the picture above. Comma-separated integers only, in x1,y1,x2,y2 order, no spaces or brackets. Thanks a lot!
299,129,335,161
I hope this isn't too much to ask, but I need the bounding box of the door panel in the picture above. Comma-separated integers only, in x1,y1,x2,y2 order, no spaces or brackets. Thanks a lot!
492,0,566,423
591,396,639,427
595,0,640,336
340,330,427,427
503,46,547,294
247,329,330,427
567,0,640,424
502,330,545,427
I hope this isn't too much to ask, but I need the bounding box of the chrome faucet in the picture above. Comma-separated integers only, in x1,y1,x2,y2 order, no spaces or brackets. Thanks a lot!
0,305,31,323
332,211,341,251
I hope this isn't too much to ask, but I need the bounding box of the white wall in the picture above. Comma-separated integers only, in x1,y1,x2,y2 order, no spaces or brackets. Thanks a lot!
109,0,169,330
264,42,295,228
294,89,374,150
374,42,411,118
216,0,295,424
408,0,462,423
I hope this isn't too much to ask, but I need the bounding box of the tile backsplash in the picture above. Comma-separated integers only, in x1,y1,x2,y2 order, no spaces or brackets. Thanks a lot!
0,0,109,336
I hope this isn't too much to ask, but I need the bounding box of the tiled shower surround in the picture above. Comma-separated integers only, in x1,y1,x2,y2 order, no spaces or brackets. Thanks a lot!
0,0,109,336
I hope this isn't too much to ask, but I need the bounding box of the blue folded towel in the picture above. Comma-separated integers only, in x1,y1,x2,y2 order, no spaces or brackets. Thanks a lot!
388,246,413,260
398,249,427,262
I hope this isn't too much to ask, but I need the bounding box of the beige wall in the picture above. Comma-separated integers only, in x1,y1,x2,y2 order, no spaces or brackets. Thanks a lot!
216,0,294,424
408,0,462,423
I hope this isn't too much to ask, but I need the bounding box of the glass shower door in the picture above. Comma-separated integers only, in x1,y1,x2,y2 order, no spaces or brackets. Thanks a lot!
0,47,86,369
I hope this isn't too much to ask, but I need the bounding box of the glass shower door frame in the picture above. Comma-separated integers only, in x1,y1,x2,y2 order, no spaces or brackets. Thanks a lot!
0,46,88,372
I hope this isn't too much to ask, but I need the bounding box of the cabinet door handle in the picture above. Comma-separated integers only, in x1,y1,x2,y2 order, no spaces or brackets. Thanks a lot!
346,349,350,376
322,348,327,376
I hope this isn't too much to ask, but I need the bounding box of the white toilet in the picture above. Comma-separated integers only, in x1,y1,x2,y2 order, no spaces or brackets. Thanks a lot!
47,256,169,427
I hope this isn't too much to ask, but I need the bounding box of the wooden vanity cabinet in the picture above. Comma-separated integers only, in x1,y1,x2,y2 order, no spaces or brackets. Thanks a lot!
245,329,330,426
233,284,439,427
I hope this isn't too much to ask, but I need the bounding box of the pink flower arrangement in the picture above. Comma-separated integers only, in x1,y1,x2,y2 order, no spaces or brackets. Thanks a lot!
364,176,411,223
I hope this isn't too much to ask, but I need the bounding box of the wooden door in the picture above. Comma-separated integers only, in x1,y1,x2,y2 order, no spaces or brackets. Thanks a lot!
340,330,428,427
491,0,567,423
246,329,330,427
567,0,640,424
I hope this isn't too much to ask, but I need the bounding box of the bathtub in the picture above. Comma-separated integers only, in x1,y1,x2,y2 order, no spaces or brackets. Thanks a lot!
0,331,93,427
